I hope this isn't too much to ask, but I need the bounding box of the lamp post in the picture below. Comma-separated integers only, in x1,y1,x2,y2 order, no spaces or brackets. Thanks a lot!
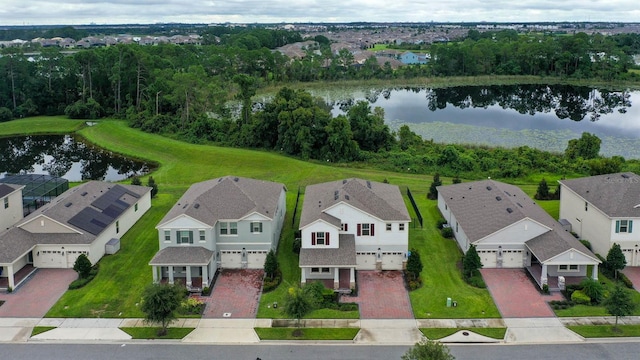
576,218,583,239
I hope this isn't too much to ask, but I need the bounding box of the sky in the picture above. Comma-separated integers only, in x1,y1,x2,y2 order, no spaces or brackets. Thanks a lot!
0,0,638,26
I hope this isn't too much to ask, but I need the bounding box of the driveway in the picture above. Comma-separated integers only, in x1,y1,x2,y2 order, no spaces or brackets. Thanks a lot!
200,269,263,318
622,267,640,290
481,268,563,318
0,269,77,318
343,271,414,319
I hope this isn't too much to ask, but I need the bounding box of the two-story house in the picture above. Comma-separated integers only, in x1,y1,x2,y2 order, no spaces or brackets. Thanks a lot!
559,172,640,265
150,176,286,290
298,178,410,290
0,183,24,231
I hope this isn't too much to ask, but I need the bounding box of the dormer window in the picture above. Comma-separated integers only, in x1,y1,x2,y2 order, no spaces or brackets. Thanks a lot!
312,231,330,246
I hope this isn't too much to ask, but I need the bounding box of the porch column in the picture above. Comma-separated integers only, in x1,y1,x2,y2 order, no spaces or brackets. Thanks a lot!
333,268,340,290
7,264,15,290
152,266,159,283
202,265,209,288
349,267,356,289
541,264,548,286
592,264,599,281
168,265,174,284
301,268,307,285
186,266,192,287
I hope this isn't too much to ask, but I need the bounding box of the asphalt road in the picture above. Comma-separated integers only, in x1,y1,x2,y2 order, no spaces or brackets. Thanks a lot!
2,342,640,360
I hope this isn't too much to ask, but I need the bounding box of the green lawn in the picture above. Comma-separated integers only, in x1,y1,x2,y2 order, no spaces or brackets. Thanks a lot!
421,327,506,340
254,327,359,340
567,325,640,338
120,327,195,339
31,326,56,337
0,116,86,137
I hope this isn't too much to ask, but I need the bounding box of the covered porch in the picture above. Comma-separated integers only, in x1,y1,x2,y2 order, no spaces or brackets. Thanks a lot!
0,263,37,290
299,235,357,291
526,263,594,292
149,246,215,292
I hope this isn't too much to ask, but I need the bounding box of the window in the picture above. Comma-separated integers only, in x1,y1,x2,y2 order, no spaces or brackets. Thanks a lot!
3,197,8,209
311,232,330,246
116,221,120,234
220,222,238,235
199,230,206,242
585,202,588,211
311,267,320,273
559,264,579,272
616,220,633,233
456,222,459,232
250,222,263,233
321,268,330,273
341,223,348,231
134,203,138,212
358,223,375,236
164,230,171,242
316,232,325,245
399,223,405,231
386,223,392,231
177,230,193,244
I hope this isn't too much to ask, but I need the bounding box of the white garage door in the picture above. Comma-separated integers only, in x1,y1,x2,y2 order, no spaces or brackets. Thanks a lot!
381,253,404,270
247,251,267,269
622,249,634,266
66,251,88,268
357,253,377,270
39,250,66,268
501,250,524,268
220,251,242,269
479,250,497,268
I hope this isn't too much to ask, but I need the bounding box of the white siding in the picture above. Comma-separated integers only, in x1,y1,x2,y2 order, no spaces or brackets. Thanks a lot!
0,188,23,231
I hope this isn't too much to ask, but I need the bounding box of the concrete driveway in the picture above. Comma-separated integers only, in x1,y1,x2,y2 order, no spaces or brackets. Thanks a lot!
201,269,263,319
0,269,77,318
343,271,414,319
481,268,563,318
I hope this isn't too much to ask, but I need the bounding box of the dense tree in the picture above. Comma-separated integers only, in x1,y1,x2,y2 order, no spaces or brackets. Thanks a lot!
606,243,627,279
73,254,92,279
147,176,158,198
604,285,636,330
463,244,483,279
406,248,423,280
428,173,442,200
534,178,551,200
283,285,312,326
402,339,455,360
579,278,605,304
264,250,278,280
141,283,183,336
565,132,601,160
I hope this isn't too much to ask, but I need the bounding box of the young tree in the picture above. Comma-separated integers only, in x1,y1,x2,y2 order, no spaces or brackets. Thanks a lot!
463,244,483,279
402,339,455,360
406,249,423,280
428,173,442,200
604,285,636,330
452,176,462,184
534,178,550,200
147,176,158,198
606,243,627,279
263,250,278,280
130,176,142,186
141,283,183,336
283,285,312,327
73,254,92,279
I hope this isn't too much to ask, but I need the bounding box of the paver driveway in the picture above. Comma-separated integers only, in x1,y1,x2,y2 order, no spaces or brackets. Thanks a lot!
343,271,413,319
481,268,563,318
201,269,263,318
622,267,640,290
0,269,77,318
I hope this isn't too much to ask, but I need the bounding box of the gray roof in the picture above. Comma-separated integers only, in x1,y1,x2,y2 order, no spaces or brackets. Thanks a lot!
437,180,557,242
158,176,285,227
526,228,599,263
299,234,356,267
0,183,22,198
559,172,640,218
299,178,410,229
149,246,214,266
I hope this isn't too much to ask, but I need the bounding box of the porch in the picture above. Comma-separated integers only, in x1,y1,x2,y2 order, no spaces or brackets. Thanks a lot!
0,264,37,290
152,265,211,292
314,268,355,292
526,263,594,292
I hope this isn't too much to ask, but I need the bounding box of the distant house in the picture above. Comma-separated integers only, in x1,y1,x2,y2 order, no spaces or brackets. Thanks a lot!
438,179,599,291
559,172,640,264
0,181,151,290
298,179,410,290
150,176,286,291
0,183,24,231
399,51,429,65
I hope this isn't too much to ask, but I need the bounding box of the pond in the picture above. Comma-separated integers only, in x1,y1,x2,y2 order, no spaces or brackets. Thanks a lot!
323,84,640,159
0,135,152,182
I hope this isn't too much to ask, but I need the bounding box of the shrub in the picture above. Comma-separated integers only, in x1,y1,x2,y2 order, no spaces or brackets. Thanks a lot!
436,218,448,229
580,278,605,304
0,107,13,122
180,297,205,315
407,277,423,291
617,272,634,289
579,239,592,251
467,273,486,288
7,286,13,293
263,269,282,293
571,290,591,305
542,284,549,294
441,227,453,238
292,238,301,254
201,286,211,296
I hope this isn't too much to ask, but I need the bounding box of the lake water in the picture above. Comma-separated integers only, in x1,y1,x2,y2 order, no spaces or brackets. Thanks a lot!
0,135,151,182
323,85,640,158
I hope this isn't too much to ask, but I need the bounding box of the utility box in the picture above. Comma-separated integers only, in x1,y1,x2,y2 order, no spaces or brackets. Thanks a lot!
105,238,120,255
446,297,452,307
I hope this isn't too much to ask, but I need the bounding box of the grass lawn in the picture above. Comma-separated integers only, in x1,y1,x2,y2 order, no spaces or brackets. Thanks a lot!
254,327,359,340
31,326,56,337
120,327,195,339
567,325,640,338
0,116,86,136
421,327,506,340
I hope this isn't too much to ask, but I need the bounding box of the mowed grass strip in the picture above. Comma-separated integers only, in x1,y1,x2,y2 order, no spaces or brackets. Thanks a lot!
254,327,359,340
0,116,86,137
120,327,195,339
421,327,506,340
31,326,56,337
567,325,640,338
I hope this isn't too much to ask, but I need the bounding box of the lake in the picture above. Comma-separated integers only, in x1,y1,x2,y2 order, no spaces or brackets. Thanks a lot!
322,84,640,159
0,135,152,182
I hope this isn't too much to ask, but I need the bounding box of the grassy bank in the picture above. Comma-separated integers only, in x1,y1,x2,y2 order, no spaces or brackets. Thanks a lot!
568,325,640,338
421,327,506,340
120,327,195,339
0,116,86,137
254,327,359,340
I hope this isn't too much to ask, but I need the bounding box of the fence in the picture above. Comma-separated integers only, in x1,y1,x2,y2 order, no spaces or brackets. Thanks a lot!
406,187,423,228
291,186,302,227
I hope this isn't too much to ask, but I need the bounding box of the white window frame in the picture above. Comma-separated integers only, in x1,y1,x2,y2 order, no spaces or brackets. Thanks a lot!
199,230,206,242
311,267,320,273
178,230,193,244
220,222,238,235
251,222,262,233
619,220,629,233
362,223,371,236
399,223,405,231
386,223,392,231
164,230,171,242
558,264,580,272
3,197,8,209
321,267,331,273
316,232,325,245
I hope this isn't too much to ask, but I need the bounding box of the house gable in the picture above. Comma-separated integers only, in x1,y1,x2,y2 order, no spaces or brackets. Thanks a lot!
474,218,551,246
540,248,600,265
18,214,80,234
156,214,211,230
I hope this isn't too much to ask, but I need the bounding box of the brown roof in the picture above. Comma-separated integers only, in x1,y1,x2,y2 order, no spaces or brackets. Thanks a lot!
299,178,410,229
299,234,356,267
158,176,285,227
559,172,640,218
526,228,599,263
149,246,214,266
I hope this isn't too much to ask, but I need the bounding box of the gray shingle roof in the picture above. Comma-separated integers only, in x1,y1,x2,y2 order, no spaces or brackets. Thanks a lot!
149,246,214,266
0,183,22,198
299,234,356,267
526,228,599,263
299,178,410,229
158,176,285,227
437,180,556,242
559,172,640,218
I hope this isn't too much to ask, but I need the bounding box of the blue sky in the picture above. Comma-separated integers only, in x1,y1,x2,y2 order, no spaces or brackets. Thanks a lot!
0,0,637,26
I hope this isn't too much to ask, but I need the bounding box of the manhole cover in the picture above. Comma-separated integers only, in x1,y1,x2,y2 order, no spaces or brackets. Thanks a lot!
223,312,232,317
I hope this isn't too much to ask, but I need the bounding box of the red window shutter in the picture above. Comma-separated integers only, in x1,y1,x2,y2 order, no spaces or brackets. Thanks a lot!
371,224,375,236
357,224,361,236
344,223,348,231
326,232,330,245
312,232,316,245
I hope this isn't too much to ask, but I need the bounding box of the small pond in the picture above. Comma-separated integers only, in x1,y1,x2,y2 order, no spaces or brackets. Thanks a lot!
0,135,152,182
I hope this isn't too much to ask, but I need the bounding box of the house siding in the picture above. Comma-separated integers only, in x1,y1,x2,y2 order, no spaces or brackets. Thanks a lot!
0,188,23,231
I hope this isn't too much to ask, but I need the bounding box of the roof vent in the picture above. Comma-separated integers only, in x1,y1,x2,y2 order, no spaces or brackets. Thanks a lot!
367,180,372,189
64,202,72,207
234,177,239,182
517,202,523,208
183,203,188,209
622,174,629,178
343,179,347,184
345,195,350,200
505,191,511,196
506,208,513,213
486,186,492,191
496,196,502,201
194,203,200,209
334,190,339,200
81,192,88,196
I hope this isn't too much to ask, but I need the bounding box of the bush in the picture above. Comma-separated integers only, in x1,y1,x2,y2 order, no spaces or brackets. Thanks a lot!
407,277,423,291
580,278,605,304
579,239,592,251
179,297,205,315
467,273,486,288
68,264,99,290
441,227,453,238
263,269,282,293
0,107,13,122
542,284,549,294
436,218,448,229
292,238,301,254
571,290,591,305
201,286,211,296
618,272,634,289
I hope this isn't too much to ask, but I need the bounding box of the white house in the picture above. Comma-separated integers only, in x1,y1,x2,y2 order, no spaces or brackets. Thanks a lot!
559,172,640,265
150,176,286,291
438,179,599,290
0,183,24,231
298,178,410,290
0,181,151,290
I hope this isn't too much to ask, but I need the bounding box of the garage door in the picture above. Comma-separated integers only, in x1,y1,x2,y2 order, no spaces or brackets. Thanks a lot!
220,251,242,269
66,251,88,268
247,251,267,269
479,250,497,268
501,250,524,268
39,250,66,268
622,249,634,266
381,253,404,270
357,253,377,270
